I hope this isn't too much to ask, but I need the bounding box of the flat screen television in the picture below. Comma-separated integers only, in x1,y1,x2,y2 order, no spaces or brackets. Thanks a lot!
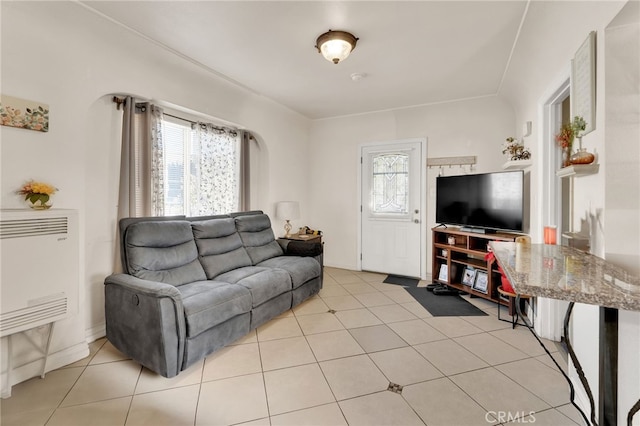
435,170,526,233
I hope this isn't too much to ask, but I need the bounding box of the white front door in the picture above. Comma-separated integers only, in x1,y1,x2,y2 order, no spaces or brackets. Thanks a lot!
360,139,426,279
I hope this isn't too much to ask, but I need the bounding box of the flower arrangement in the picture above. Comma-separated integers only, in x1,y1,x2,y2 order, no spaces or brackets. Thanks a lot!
17,180,58,209
502,137,531,161
555,116,588,166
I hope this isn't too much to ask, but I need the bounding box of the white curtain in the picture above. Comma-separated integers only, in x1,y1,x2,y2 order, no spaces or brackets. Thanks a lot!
190,123,240,216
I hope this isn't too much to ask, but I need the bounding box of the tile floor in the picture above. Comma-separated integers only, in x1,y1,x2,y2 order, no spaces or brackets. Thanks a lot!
1,267,584,426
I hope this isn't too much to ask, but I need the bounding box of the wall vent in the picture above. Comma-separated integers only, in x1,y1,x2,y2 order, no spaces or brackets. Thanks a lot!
0,293,68,337
0,217,68,239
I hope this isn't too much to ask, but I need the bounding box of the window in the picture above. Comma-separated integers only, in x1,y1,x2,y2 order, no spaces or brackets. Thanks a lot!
371,153,409,214
160,117,241,216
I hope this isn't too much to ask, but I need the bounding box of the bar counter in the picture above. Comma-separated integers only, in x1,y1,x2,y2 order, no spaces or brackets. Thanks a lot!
490,241,640,426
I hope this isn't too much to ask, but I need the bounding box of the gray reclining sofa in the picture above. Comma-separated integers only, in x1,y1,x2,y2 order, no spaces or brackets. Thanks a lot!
104,211,323,377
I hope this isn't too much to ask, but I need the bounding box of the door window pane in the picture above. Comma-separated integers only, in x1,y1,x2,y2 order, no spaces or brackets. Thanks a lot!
371,153,409,214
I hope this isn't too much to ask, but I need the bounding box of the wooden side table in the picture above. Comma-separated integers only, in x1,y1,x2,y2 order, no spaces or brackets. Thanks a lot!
281,234,322,244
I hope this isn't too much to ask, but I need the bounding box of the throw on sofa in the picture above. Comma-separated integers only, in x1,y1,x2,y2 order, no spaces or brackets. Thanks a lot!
104,211,323,377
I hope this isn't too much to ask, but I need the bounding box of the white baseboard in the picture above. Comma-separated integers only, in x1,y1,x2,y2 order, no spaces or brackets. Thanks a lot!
85,323,106,343
1,341,89,399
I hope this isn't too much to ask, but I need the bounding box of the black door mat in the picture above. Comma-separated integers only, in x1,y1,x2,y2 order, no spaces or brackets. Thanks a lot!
404,286,488,317
383,275,420,287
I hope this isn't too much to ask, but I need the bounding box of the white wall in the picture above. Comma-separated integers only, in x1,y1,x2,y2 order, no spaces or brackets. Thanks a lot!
308,97,515,271
500,0,637,423
1,0,311,389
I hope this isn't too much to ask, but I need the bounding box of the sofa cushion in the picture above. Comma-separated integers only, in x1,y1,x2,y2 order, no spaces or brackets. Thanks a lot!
179,280,252,338
258,256,321,289
125,221,206,286
216,266,292,307
235,214,283,264
192,218,253,279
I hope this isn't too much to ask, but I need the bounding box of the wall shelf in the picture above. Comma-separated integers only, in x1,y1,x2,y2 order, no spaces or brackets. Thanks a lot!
502,160,532,170
556,164,599,178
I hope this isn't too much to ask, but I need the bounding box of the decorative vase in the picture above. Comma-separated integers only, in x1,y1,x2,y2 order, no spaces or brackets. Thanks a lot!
570,148,595,165
29,200,52,210
563,147,572,168
570,137,595,165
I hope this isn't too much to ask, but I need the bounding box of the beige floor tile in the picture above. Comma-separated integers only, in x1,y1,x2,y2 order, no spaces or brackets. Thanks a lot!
292,297,330,316
495,358,571,407
460,312,513,332
306,330,365,361
450,367,550,414
320,294,364,310
369,304,418,323
318,286,350,298
136,359,204,394
355,271,387,283
64,338,106,368
506,408,577,425
202,342,261,381
369,347,442,385
89,340,129,364
342,282,379,295
127,385,199,426
235,418,271,425
263,364,335,415
352,291,395,307
387,319,447,345
259,336,316,371
1,367,84,416
0,407,54,426
334,308,383,329
319,355,389,400
490,326,556,357
454,333,529,365
338,391,424,426
197,373,268,425
275,309,295,318
296,312,345,335
380,289,416,304
229,329,257,345
60,360,141,407
348,325,408,353
403,377,494,426
423,316,485,338
535,351,569,374
462,294,498,311
413,339,488,376
399,301,433,318
256,317,303,341
48,397,131,426
333,274,365,285
555,403,585,425
270,402,347,426
368,281,406,291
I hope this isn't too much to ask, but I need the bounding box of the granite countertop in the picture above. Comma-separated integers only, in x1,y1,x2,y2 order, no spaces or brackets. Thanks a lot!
490,242,640,312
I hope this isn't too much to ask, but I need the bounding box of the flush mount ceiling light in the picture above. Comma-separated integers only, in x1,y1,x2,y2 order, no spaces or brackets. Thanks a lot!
315,30,359,64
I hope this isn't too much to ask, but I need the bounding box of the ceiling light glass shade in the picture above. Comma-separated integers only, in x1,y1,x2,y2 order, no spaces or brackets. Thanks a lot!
315,30,358,64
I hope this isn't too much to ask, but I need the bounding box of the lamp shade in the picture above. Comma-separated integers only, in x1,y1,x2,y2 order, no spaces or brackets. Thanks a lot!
315,30,358,64
275,201,300,220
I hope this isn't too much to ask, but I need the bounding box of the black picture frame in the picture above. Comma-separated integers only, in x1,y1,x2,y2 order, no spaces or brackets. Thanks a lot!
472,270,488,294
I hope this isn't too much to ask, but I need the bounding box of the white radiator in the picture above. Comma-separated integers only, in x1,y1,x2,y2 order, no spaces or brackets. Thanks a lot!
0,209,79,337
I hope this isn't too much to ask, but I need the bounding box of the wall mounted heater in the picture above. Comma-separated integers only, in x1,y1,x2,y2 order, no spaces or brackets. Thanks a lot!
0,209,79,337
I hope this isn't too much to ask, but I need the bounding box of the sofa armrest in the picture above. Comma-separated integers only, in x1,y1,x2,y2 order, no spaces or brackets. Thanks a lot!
104,274,186,378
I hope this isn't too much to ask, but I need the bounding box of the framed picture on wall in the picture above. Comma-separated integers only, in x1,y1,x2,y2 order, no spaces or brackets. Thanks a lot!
472,271,488,294
571,31,596,134
462,267,476,286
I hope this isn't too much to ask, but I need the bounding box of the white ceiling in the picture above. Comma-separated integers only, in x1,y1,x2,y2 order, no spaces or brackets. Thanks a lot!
81,1,529,119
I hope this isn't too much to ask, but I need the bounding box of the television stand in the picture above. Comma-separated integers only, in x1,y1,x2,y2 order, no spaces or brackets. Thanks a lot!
460,227,494,234
431,227,521,306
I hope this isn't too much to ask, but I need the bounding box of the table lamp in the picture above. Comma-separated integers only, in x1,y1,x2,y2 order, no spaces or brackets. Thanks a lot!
275,201,300,238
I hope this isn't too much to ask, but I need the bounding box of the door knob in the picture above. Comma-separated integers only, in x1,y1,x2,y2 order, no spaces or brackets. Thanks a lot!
414,219,420,224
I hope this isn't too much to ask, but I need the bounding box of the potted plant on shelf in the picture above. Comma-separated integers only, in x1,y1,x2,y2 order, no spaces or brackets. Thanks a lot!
555,116,594,167
502,137,531,161
17,180,58,209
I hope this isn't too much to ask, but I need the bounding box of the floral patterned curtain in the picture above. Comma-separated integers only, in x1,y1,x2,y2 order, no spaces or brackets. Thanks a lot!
189,123,240,216
149,105,164,216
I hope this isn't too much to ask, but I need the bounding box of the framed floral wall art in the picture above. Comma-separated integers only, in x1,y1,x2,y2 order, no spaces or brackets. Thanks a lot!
0,94,49,132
